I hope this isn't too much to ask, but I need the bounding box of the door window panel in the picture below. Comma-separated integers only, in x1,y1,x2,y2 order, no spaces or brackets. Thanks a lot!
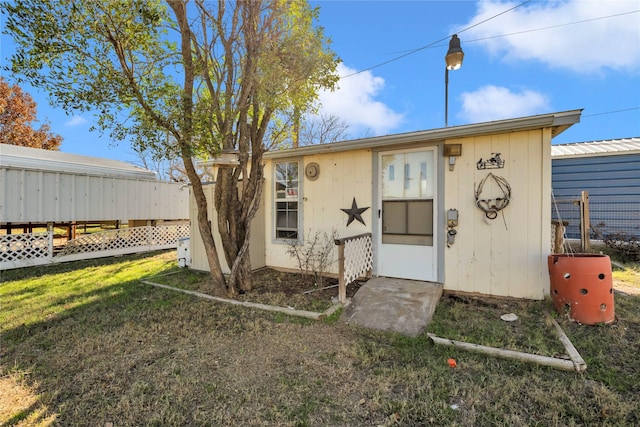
382,200,433,245
382,151,434,199
382,150,434,246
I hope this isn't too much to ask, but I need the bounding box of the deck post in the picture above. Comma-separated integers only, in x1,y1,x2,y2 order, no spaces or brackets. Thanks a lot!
337,243,346,303
334,232,372,305
47,223,54,259
580,191,590,252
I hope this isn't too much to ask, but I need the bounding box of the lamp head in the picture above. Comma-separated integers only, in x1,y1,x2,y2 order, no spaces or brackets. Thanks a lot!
445,34,464,71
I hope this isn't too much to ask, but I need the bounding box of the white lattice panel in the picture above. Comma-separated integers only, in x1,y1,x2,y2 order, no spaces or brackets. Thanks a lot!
0,233,51,263
1,225,189,270
56,228,142,256
343,234,373,284
55,224,190,257
150,224,190,245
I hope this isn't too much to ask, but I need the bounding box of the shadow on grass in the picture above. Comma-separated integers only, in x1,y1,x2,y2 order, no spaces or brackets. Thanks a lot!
0,395,56,427
2,250,640,426
1,251,185,424
2,251,363,425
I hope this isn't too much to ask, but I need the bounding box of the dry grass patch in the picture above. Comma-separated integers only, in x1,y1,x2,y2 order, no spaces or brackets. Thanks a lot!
612,261,640,296
0,372,56,426
1,251,639,426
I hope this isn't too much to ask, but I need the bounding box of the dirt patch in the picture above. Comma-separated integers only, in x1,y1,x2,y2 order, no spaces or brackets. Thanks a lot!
614,279,640,296
153,267,365,313
237,269,364,310
163,267,640,314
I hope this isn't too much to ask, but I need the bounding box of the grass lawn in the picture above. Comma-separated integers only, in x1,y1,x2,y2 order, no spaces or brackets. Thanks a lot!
1,250,639,426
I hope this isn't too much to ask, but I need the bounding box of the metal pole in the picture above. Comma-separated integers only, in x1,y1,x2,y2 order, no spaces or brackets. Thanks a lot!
445,67,449,127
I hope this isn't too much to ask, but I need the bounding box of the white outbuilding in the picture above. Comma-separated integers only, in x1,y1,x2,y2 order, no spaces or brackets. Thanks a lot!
0,143,189,233
189,110,583,301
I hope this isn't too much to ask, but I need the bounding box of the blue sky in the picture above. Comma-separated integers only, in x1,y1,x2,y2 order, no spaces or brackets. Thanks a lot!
2,0,639,165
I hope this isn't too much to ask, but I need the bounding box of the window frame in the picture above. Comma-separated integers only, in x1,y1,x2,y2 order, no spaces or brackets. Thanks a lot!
273,159,302,243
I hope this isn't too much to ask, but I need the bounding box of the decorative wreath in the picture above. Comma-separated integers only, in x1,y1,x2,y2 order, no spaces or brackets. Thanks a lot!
474,172,511,220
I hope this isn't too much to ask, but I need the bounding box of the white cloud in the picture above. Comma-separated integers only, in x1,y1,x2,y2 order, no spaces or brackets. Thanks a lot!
461,0,640,73
65,115,88,127
315,63,404,136
460,85,550,122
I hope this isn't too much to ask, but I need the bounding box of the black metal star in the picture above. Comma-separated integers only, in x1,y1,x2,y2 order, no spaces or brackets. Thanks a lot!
341,197,369,226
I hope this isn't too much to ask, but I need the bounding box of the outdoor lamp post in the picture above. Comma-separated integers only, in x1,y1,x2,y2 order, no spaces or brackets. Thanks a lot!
445,34,464,127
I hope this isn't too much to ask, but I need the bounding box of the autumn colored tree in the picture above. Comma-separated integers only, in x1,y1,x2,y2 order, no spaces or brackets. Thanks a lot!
3,0,338,295
0,78,62,149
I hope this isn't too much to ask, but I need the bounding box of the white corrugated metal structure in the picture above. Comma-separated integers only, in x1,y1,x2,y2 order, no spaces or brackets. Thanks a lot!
551,137,640,158
0,143,189,224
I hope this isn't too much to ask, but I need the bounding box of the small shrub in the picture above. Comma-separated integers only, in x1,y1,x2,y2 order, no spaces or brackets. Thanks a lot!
593,225,640,262
286,229,338,288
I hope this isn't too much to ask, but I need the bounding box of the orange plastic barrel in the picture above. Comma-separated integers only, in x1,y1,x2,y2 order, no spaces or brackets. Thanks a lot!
548,254,615,325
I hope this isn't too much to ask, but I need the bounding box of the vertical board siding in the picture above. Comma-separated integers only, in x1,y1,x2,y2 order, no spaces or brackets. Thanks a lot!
190,129,553,299
263,150,373,274
488,132,512,298
444,129,550,299
540,130,554,292
190,184,216,272
190,183,265,273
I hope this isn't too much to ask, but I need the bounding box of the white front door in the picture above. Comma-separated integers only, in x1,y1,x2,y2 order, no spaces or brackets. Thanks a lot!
377,147,438,281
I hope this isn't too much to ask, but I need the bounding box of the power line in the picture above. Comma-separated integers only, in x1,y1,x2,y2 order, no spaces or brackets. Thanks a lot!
339,7,640,79
583,107,640,118
464,10,639,45
457,0,532,35
340,0,533,78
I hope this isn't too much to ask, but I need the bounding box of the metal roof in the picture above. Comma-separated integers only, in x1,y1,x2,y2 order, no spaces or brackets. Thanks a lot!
551,137,640,158
0,143,157,180
264,109,582,159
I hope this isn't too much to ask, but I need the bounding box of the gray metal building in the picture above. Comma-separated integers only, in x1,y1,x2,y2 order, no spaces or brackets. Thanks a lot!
551,137,640,238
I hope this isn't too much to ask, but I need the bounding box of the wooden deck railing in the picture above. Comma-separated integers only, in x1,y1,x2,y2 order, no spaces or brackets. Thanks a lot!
334,232,373,304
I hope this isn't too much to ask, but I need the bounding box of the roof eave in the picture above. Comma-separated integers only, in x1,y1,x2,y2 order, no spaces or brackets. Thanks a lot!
264,109,583,159
0,144,158,180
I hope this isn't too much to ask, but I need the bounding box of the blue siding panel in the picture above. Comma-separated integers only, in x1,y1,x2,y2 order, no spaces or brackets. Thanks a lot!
552,153,640,238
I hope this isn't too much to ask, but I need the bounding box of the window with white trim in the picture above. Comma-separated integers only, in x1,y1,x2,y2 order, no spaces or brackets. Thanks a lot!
274,161,300,240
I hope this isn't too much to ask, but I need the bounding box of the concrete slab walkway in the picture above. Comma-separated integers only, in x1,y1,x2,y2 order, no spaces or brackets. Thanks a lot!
341,277,444,337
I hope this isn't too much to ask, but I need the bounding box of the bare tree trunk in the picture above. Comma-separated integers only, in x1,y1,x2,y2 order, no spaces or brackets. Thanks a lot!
230,252,252,293
170,0,227,294
214,167,256,296
293,107,300,148
228,165,264,294
214,144,265,295
188,159,227,294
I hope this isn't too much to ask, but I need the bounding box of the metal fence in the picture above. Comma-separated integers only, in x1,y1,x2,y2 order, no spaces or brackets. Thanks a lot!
589,201,640,238
552,195,640,241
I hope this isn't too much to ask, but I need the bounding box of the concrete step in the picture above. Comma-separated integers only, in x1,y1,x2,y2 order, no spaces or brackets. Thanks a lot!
341,277,443,337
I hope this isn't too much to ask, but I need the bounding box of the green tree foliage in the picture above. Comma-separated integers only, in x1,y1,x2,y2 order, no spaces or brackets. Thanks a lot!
2,0,339,294
0,78,62,149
